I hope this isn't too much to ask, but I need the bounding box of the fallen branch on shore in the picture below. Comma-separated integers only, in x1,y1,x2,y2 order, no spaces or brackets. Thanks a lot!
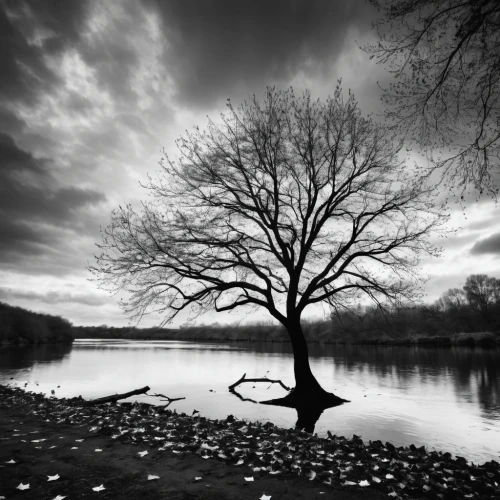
85,386,151,405
228,373,291,392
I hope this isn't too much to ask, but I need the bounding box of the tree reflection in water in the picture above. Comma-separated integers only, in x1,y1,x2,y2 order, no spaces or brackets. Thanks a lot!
0,343,73,371
229,374,348,433
262,396,348,433
229,341,499,430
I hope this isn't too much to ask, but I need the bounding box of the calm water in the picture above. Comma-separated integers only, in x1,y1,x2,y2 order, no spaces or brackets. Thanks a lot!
0,340,499,464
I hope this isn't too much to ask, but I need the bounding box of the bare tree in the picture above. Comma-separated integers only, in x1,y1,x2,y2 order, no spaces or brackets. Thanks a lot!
438,287,468,310
364,0,500,196
91,86,446,411
463,274,500,323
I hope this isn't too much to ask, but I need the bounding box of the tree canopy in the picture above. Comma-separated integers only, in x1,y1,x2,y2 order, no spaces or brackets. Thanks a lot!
364,0,500,196
92,86,446,328
463,273,500,322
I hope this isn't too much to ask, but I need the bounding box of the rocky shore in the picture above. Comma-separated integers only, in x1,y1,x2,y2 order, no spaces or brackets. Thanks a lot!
0,385,499,499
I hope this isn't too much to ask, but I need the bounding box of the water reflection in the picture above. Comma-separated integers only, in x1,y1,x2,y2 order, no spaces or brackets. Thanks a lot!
0,340,498,462
326,345,499,418
228,372,347,432
0,343,72,370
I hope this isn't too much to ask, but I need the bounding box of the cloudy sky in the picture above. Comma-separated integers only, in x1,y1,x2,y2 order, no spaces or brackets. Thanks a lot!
1,0,499,327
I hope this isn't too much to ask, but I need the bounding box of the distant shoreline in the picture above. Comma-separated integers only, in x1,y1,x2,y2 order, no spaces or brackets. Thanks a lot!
73,333,500,348
72,321,500,348
0,339,73,347
3,333,498,348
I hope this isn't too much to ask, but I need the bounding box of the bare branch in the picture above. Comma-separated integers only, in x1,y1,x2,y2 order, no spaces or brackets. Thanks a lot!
363,0,500,196
90,86,446,329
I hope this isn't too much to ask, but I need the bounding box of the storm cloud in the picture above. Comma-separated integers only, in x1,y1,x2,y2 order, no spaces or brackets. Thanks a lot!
0,1,90,105
149,0,376,108
0,133,106,270
470,233,500,256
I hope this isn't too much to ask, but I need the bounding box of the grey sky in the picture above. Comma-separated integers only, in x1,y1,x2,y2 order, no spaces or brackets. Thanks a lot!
0,0,499,326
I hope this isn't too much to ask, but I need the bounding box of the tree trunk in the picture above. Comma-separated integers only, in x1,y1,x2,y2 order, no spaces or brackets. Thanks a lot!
288,324,323,393
287,322,346,405
261,319,348,427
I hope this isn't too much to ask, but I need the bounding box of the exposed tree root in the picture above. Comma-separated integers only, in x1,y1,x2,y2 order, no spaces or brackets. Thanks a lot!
261,386,349,409
228,373,291,392
228,372,291,404
227,372,349,432
261,383,349,433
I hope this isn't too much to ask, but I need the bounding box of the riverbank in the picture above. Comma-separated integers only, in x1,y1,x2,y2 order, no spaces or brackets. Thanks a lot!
72,323,500,348
0,386,383,500
1,385,499,499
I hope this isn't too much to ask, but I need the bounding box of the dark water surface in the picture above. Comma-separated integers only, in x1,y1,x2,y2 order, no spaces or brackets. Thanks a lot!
1,340,498,463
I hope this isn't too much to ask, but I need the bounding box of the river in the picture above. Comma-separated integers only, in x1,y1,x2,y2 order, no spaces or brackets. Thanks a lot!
0,340,498,464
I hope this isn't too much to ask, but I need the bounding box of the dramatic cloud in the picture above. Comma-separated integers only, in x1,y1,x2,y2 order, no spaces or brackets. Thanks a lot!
0,134,104,222
0,133,106,271
0,0,179,323
150,0,377,108
470,233,500,256
0,1,90,107
0,2,173,275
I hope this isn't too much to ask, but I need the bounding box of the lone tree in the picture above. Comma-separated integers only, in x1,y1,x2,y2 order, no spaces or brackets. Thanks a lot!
364,0,500,196
92,86,445,413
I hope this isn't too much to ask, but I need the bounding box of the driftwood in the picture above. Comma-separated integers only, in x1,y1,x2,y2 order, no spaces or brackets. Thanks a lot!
228,373,291,392
228,373,291,404
146,392,186,408
85,386,151,405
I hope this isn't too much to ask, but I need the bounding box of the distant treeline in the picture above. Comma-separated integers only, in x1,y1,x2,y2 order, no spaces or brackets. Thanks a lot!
73,321,324,342
3,274,499,348
0,302,74,345
72,317,499,348
73,274,500,348
330,274,500,344
73,325,181,340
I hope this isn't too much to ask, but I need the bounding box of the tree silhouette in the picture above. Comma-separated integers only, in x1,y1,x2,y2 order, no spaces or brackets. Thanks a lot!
438,287,468,310
91,86,446,412
463,274,500,324
364,0,500,196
